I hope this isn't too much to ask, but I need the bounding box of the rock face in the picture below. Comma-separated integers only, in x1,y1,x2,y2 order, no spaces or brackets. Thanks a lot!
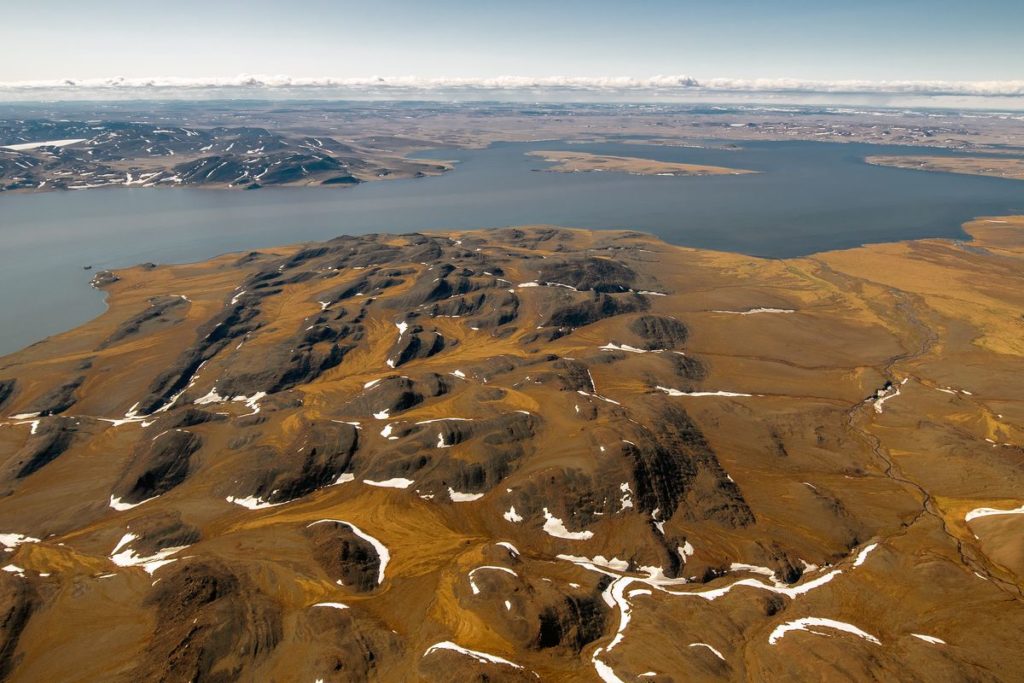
133,560,282,683
228,420,359,505
306,520,383,593
0,379,15,409
630,314,689,350
538,256,638,292
2,222,1024,681
101,295,188,347
25,376,84,415
543,291,649,330
0,574,36,680
111,429,203,505
2,416,77,481
386,326,446,369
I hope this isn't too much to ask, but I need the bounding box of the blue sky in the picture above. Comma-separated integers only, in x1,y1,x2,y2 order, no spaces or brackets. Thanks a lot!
3,0,1022,82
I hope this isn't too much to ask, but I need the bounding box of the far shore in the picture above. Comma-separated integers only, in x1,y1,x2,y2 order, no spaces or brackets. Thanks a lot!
866,155,1024,181
527,150,757,176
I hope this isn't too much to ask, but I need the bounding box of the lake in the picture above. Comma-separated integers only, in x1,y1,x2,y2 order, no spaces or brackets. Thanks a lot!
1,139,1022,356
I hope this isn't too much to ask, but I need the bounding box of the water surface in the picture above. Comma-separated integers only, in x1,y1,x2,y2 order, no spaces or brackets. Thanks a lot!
1,140,1021,355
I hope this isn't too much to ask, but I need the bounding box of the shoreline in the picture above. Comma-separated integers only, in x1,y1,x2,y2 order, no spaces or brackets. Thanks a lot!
0,215,1008,365
527,149,758,176
5,131,1022,196
865,154,1024,181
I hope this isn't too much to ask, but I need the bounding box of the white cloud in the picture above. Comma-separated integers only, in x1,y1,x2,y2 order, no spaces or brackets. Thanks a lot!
2,74,1022,97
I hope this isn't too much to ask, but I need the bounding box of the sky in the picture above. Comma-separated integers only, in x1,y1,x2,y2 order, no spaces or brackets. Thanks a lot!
2,0,1022,104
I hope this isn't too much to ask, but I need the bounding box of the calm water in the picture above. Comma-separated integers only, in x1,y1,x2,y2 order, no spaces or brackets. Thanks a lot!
0,140,1021,355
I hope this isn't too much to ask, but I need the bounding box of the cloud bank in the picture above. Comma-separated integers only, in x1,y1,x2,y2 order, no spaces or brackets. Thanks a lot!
2,74,1023,100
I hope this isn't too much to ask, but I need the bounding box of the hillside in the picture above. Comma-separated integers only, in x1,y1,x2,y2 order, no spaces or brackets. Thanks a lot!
1,219,1023,681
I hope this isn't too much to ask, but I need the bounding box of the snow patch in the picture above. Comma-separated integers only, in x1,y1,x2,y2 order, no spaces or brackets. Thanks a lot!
423,641,526,672
0,533,40,550
233,391,266,416
194,388,226,405
558,554,631,572
542,508,594,540
689,642,726,661
109,494,157,511
657,385,752,397
965,503,1024,521
226,495,285,510
712,307,795,315
853,542,879,567
3,138,87,151
110,540,189,575
619,482,634,511
871,383,901,413
503,506,524,523
363,478,413,489
496,541,519,557
768,617,880,645
600,342,649,354
449,488,484,502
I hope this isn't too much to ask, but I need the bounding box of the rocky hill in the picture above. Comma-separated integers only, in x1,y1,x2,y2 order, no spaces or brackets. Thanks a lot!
0,119,448,192
1,220,1022,681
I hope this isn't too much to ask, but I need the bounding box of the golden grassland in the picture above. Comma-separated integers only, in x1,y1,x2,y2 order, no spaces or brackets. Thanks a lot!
1,218,1022,681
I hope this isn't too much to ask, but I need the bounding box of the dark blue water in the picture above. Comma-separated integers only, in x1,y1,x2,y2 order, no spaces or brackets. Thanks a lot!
1,139,1021,355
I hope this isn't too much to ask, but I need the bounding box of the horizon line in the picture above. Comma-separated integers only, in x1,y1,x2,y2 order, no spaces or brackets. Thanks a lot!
2,74,1024,98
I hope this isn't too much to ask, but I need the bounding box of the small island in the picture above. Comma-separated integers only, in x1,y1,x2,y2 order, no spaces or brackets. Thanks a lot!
866,155,1024,180
528,149,758,176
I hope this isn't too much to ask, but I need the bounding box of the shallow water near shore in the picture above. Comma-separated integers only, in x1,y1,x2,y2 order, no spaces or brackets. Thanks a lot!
1,139,1022,356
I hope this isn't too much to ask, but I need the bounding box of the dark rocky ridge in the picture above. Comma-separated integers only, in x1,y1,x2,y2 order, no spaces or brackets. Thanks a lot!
0,380,15,410
101,295,188,347
26,376,84,416
629,314,689,350
307,521,383,593
538,256,638,293
111,429,203,505
228,421,359,505
2,416,77,482
0,574,36,680
134,560,282,683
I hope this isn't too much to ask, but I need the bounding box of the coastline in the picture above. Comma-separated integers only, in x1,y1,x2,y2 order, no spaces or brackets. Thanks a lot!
2,214,1017,366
